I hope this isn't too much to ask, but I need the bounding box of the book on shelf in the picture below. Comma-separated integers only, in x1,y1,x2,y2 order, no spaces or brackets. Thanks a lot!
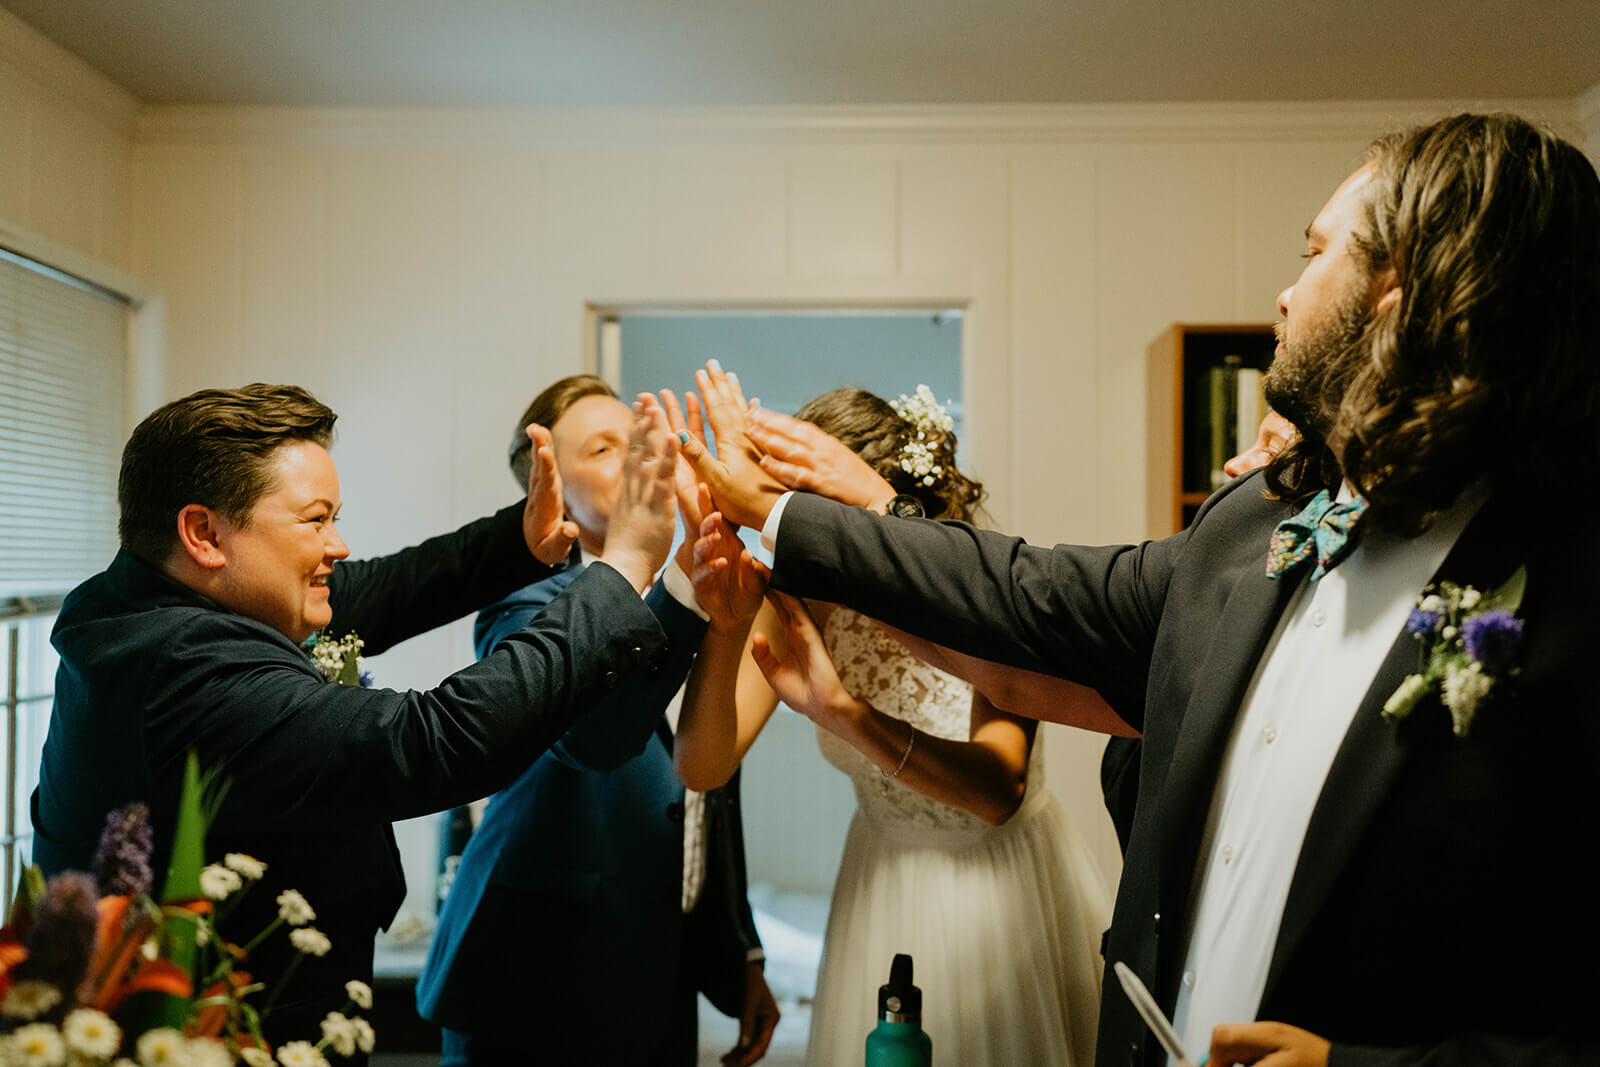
1206,356,1267,489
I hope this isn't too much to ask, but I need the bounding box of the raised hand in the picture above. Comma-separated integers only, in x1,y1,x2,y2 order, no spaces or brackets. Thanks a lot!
751,591,864,737
597,394,679,592
660,387,710,577
747,406,896,509
674,360,788,530
691,488,769,634
521,423,580,565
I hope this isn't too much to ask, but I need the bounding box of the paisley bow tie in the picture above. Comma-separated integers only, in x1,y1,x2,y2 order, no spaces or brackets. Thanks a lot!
1266,489,1369,581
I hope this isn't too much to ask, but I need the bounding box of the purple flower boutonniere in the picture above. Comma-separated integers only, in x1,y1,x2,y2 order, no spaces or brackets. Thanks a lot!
1382,565,1527,737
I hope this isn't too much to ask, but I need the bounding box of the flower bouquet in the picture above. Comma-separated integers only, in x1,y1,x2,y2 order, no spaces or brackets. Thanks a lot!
0,754,375,1065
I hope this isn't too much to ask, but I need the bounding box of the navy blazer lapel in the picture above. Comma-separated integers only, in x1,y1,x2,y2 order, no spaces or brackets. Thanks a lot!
1262,492,1524,1001
1155,552,1303,991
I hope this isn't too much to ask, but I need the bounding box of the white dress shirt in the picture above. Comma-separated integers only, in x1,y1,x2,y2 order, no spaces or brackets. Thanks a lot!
1168,487,1483,1062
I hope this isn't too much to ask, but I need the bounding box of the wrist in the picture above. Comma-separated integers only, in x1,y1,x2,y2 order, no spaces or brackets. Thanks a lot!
599,549,657,593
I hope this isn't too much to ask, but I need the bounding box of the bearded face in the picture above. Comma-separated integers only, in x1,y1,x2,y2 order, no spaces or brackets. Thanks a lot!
1264,275,1372,439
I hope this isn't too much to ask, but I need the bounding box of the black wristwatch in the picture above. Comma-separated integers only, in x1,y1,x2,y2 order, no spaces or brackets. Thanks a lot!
883,494,925,518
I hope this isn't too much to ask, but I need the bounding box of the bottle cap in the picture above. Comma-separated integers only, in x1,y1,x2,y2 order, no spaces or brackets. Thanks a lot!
877,953,922,1022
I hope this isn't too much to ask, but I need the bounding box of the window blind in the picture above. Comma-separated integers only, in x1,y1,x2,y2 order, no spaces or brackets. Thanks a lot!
0,247,129,609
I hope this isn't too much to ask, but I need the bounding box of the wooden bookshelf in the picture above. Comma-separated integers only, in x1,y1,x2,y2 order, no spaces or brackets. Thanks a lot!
1145,323,1277,538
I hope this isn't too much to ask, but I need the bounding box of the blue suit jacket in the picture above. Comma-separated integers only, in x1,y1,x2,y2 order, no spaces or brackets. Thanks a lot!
416,563,761,1058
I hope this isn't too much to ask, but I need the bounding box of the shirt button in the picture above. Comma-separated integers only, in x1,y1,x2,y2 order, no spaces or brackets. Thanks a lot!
666,801,685,823
1313,610,1327,627
1261,725,1278,744
1221,844,1235,864
1181,970,1196,989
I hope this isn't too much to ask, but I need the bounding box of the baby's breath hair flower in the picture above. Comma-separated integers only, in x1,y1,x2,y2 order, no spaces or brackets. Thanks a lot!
136,1026,187,1066
891,385,955,436
350,1017,376,1055
343,980,373,1010
1,980,63,1021
199,863,243,901
289,927,332,957
276,889,316,926
224,853,267,880
320,1012,357,1057
62,1007,121,1059
890,386,955,488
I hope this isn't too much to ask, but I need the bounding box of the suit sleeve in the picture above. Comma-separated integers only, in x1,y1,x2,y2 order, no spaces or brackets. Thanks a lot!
770,493,1180,726
145,560,670,832
477,578,709,771
324,502,557,655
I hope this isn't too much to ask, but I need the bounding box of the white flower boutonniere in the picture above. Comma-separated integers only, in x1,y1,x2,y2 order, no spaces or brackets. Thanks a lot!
308,631,370,686
1381,565,1527,737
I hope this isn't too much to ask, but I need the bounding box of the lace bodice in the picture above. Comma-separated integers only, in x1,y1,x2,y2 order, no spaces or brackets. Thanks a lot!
817,607,1045,835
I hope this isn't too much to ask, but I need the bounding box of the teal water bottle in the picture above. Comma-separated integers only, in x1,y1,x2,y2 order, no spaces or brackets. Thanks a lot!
864,953,932,1066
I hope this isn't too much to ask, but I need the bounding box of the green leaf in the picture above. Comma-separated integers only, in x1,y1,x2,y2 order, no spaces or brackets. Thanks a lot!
7,863,46,926
1482,564,1527,614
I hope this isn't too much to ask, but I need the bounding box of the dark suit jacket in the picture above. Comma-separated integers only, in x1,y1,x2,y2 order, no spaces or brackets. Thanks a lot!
32,504,671,1048
770,477,1598,1067
415,563,762,1061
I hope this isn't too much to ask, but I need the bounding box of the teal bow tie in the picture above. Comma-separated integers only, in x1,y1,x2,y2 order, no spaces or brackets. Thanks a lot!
1266,489,1369,581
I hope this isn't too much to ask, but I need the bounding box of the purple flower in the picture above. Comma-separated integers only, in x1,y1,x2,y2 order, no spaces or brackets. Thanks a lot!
1462,609,1523,671
1406,607,1445,637
92,801,154,897
17,872,99,1006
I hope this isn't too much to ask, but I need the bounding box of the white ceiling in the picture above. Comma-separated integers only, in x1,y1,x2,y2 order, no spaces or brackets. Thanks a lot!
2,0,1597,109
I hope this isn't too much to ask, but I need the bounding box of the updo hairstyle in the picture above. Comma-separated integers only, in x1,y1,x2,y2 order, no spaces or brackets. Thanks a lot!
793,387,986,524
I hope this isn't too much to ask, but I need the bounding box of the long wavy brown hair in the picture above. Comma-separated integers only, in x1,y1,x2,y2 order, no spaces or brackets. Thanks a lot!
1263,113,1600,535
795,387,987,524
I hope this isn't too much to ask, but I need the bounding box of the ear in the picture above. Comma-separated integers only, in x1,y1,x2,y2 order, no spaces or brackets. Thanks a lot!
1373,268,1402,315
175,504,227,569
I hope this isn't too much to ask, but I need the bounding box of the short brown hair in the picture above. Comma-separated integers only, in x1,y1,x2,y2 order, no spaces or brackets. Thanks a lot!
794,387,986,523
506,375,619,487
118,384,337,565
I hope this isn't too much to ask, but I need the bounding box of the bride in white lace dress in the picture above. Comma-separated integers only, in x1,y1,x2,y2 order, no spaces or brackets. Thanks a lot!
672,376,1117,1066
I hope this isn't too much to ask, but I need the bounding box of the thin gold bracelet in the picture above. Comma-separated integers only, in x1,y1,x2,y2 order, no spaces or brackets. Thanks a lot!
880,719,916,780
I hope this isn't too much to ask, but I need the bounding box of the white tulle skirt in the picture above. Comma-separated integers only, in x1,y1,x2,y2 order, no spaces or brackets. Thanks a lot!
803,785,1112,1066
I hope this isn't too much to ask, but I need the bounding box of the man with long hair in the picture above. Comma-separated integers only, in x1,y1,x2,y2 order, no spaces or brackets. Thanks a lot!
683,113,1600,1066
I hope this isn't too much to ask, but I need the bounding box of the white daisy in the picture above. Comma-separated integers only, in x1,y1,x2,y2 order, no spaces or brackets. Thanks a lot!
224,853,268,880
199,863,243,901
276,889,316,926
289,927,332,957
62,1008,121,1059
343,980,372,1010
1,981,63,1021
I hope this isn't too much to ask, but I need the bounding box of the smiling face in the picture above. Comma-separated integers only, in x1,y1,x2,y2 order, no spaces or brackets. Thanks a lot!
549,393,633,555
209,440,350,643
1265,163,1395,437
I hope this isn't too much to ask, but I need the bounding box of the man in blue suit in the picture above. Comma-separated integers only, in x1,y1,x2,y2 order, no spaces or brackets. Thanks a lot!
417,375,778,1065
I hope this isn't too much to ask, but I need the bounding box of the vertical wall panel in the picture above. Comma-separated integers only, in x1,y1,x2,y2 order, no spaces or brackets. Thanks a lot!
788,150,899,277
130,144,242,395
651,148,786,279
239,147,330,383
1094,147,1237,540
1232,142,1364,320
900,149,1009,277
